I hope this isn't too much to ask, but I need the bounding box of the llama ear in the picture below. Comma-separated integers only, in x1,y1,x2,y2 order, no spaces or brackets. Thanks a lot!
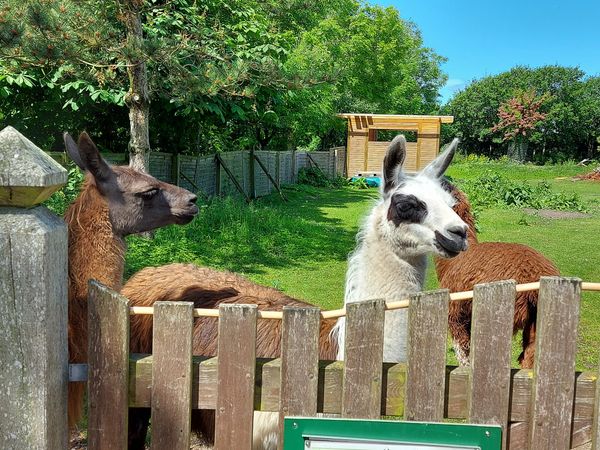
63,132,87,170
382,135,407,193
421,138,459,179
73,132,113,183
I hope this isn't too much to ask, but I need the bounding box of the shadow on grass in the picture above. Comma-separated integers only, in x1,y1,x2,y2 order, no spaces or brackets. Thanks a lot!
125,185,379,278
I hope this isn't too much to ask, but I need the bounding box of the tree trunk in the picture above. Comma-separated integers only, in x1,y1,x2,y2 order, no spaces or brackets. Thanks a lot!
507,137,529,162
121,0,150,173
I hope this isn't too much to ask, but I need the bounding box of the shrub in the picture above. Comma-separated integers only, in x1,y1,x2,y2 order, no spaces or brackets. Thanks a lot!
461,171,586,212
297,167,346,188
44,165,84,216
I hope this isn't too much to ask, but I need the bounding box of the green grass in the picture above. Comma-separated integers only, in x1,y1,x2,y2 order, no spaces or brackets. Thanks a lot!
125,161,600,370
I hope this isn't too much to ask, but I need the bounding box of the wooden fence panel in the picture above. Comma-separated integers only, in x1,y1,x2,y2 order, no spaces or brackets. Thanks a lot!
469,280,516,450
150,302,194,450
529,277,581,450
342,299,385,418
214,304,258,450
87,281,129,450
278,307,321,450
405,290,449,421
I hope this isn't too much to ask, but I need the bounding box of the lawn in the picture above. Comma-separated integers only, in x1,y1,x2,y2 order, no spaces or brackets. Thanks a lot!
125,160,600,369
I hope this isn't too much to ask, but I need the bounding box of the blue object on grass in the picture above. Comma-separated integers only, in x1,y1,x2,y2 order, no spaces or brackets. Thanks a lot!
350,176,381,187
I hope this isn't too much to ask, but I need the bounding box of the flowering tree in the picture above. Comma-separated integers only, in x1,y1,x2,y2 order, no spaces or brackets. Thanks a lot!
492,90,549,161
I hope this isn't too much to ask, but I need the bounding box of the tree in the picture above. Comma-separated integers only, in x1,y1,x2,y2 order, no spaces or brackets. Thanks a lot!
492,90,549,161
444,66,595,162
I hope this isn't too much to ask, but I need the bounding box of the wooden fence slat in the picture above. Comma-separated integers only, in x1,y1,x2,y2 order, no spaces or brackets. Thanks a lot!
87,281,129,450
214,304,257,450
593,349,600,450
278,307,320,450
405,290,449,421
342,299,385,418
529,276,581,450
469,280,516,450
150,302,194,450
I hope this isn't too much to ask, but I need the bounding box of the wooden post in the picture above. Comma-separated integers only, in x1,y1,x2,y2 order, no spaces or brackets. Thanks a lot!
278,307,320,450
215,304,257,450
342,299,385,419
405,290,449,422
468,281,516,450
151,302,194,450
215,154,222,196
248,149,256,199
88,282,130,450
529,276,581,450
0,126,68,448
171,153,181,186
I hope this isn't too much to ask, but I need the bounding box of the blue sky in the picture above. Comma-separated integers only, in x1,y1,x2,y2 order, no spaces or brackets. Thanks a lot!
376,0,600,103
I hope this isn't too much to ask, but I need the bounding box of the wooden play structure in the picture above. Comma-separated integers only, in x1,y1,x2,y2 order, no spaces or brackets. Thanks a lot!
338,113,454,176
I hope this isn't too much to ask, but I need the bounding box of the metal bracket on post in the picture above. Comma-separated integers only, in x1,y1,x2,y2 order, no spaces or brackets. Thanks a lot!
69,364,89,382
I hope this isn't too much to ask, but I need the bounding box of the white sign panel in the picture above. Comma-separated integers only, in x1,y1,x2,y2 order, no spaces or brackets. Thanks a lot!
306,438,480,450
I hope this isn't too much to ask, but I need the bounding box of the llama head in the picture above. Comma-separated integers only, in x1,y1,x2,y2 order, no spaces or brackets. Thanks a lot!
379,135,468,258
64,132,198,236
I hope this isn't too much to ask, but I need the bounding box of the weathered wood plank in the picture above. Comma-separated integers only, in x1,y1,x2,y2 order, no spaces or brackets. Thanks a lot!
529,277,581,450
593,348,600,450
214,304,257,450
88,281,129,450
509,418,592,449
469,280,516,450
150,302,193,450
342,299,385,418
405,290,449,421
278,307,320,450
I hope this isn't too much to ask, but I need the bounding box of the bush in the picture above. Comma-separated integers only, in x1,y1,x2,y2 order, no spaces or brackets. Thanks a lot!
297,167,346,188
461,171,586,211
348,177,370,189
44,165,84,216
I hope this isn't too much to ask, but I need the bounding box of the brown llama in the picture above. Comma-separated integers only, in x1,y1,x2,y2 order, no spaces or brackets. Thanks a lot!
434,180,559,369
123,263,339,449
62,132,198,428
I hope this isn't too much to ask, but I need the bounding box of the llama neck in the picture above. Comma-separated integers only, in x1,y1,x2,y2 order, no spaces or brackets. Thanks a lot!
345,213,427,304
341,211,428,363
65,179,126,305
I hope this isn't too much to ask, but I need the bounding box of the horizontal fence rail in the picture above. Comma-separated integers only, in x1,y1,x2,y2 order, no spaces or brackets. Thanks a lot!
87,277,600,450
128,281,600,319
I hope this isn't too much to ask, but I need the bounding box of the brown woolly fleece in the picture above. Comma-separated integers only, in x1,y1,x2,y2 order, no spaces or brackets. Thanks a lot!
65,175,126,427
122,263,338,445
124,263,338,359
435,184,559,369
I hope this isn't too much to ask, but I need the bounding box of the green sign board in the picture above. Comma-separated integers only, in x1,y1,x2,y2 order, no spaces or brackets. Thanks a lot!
283,418,501,450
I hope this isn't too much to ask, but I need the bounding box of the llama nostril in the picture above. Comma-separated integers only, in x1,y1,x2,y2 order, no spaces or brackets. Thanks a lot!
189,195,198,205
448,225,467,240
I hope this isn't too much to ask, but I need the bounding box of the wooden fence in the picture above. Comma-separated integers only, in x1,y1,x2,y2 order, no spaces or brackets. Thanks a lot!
49,147,346,200
86,277,600,450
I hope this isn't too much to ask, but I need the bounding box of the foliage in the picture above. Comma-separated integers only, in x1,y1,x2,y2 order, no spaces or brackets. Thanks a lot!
460,172,586,212
444,66,600,163
0,0,446,155
297,166,346,188
492,90,549,141
44,166,85,216
348,177,370,189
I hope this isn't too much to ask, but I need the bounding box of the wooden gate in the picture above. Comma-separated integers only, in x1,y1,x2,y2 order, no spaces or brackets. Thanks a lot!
86,277,600,450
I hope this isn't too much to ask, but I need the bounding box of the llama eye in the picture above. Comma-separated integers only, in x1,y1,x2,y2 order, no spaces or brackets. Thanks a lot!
138,188,159,199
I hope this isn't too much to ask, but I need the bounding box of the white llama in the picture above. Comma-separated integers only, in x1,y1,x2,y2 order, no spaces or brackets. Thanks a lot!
254,135,468,450
334,134,468,362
